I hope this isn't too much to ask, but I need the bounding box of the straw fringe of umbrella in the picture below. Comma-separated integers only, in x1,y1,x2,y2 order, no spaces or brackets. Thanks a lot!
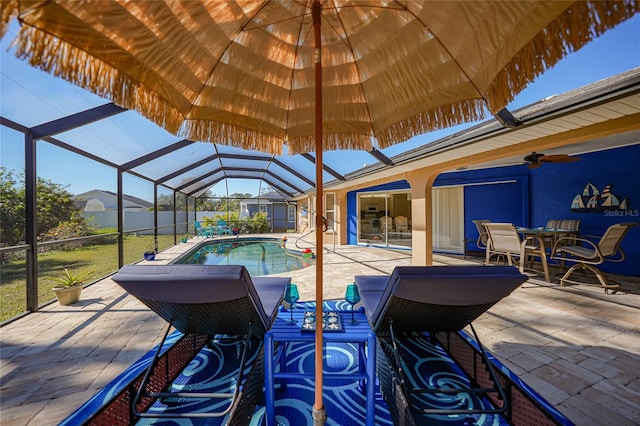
1,1,636,155
486,1,637,112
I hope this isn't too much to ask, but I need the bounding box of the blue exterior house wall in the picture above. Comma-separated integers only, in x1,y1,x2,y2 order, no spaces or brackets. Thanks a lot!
346,144,640,276
528,144,639,276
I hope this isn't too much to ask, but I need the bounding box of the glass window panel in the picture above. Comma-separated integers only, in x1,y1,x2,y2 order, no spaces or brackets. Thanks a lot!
132,142,220,181
54,111,183,166
122,174,154,232
322,150,377,176
1,126,24,177
261,179,297,196
38,140,116,198
209,179,262,197
226,171,264,179
182,182,217,198
219,157,270,170
163,163,223,189
157,186,174,247
299,153,348,184
215,144,268,156
175,191,188,235
267,162,313,193
1,21,108,126
275,155,316,181
1,247,27,321
0,127,25,248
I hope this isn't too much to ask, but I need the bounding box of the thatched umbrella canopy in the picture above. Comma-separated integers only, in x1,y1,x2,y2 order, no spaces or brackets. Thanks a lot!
2,1,636,422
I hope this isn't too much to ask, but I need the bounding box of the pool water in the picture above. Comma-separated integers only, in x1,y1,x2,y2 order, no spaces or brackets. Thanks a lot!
177,239,313,276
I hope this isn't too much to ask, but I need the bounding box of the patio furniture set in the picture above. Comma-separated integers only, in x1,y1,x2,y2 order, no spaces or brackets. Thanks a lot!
74,263,575,424
476,220,637,293
194,220,235,238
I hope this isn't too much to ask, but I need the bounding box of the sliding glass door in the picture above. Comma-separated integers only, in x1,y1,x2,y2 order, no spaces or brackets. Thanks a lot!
357,191,411,248
432,186,464,253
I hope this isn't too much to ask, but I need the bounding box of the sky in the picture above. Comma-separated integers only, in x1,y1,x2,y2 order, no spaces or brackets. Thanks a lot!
1,14,639,200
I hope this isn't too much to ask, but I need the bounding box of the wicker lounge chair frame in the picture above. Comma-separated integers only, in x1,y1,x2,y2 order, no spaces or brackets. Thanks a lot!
112,264,289,421
356,265,527,419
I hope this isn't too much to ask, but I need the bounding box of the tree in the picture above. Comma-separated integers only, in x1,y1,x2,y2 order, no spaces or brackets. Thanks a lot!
196,191,253,212
260,185,274,195
0,167,87,248
157,193,173,211
0,167,24,246
195,190,217,211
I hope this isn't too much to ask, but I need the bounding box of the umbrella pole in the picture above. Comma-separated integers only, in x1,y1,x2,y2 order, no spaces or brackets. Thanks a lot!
312,2,326,425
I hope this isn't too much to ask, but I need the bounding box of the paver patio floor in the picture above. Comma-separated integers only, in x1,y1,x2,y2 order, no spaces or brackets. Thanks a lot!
1,236,639,425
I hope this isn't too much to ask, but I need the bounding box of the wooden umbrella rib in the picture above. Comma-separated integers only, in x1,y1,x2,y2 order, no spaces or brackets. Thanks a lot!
182,2,274,144
283,2,312,150
325,3,377,143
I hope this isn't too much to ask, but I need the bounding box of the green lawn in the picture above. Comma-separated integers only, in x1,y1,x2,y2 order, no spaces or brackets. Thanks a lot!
0,234,175,322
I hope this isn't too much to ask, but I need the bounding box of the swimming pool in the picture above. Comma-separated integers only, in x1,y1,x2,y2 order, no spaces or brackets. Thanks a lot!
176,238,313,276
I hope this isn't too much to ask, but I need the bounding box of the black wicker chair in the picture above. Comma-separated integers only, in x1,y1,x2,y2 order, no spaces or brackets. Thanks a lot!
112,264,289,421
355,265,527,421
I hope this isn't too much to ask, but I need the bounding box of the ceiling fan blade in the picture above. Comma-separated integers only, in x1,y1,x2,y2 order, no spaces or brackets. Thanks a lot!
555,156,581,163
528,162,543,169
540,154,581,163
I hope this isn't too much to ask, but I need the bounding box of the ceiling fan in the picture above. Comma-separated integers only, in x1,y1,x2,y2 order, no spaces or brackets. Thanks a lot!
524,152,582,169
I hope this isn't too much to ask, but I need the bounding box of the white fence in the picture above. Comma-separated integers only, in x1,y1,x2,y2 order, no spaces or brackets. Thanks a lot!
82,211,224,234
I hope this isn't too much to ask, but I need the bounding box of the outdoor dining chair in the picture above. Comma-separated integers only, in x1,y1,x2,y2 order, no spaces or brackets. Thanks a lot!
472,219,491,250
551,222,637,293
544,219,582,248
484,222,550,282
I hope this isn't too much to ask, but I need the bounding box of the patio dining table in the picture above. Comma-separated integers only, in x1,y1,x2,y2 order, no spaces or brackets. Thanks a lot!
516,226,579,235
516,226,579,249
516,228,581,276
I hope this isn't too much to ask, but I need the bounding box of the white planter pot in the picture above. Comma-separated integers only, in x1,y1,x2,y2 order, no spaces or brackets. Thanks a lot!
53,286,83,305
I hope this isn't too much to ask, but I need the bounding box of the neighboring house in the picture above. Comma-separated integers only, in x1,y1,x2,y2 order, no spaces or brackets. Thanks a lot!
240,191,296,232
74,189,153,211
74,189,180,233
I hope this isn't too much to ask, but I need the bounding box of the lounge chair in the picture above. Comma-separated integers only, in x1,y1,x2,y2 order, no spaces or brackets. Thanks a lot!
551,222,637,293
112,264,290,420
355,265,527,421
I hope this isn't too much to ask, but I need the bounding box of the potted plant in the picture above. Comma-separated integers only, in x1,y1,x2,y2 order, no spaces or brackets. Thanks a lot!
51,268,89,305
144,238,157,261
